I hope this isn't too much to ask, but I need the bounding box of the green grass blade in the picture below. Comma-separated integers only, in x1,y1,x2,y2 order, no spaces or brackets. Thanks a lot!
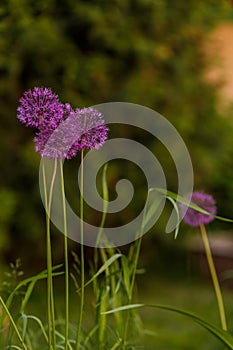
121,255,130,298
149,304,233,349
54,330,73,350
83,324,99,346
103,304,143,314
20,314,28,342
95,163,109,249
0,297,28,350
165,196,180,238
84,253,122,288
21,314,48,344
6,265,63,309
142,190,163,229
156,188,233,222
103,303,233,349
20,280,37,314
0,266,63,327
110,337,123,350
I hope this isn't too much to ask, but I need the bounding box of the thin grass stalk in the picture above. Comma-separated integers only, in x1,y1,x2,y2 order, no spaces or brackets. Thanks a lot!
42,158,57,349
122,191,149,350
200,224,227,330
122,235,143,350
59,159,69,350
93,165,108,306
94,164,109,271
94,165,110,348
0,297,28,350
76,149,85,349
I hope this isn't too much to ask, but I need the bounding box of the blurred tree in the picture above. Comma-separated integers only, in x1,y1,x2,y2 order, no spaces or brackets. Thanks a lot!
0,0,232,265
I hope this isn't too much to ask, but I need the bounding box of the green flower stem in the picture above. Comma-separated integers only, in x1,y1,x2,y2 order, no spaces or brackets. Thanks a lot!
76,149,85,349
122,234,143,350
122,224,144,349
0,296,28,350
59,160,69,350
94,164,110,348
200,224,227,331
42,159,57,349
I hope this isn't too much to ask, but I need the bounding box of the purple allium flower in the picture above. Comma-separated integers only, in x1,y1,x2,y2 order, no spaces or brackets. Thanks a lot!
66,107,109,157
179,191,217,227
17,87,108,159
35,107,108,159
17,87,67,130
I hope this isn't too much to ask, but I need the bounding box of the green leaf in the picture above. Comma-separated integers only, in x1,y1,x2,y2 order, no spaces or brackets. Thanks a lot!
103,303,233,349
110,338,123,350
142,190,163,229
83,324,99,346
96,163,109,248
0,297,28,350
20,314,48,344
0,265,63,325
20,279,37,314
84,253,122,288
150,304,233,349
156,188,233,223
121,255,131,298
103,303,144,314
20,313,28,342
165,196,180,238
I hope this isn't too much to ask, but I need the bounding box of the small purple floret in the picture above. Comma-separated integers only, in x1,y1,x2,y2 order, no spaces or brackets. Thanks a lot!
179,191,217,227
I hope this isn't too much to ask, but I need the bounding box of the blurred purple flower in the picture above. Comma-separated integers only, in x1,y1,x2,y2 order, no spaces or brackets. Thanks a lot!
67,108,109,155
179,191,217,227
17,87,69,130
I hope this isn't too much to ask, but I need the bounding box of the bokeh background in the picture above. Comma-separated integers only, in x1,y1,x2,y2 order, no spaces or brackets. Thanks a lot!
0,1,233,348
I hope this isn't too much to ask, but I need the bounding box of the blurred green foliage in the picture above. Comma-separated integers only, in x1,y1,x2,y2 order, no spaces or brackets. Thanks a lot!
0,0,233,265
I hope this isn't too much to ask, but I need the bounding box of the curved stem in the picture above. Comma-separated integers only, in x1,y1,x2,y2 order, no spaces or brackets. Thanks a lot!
76,149,85,349
200,224,227,331
59,159,69,350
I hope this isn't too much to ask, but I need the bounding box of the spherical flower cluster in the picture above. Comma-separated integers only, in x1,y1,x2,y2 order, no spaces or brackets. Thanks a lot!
17,87,108,159
67,108,109,156
179,191,217,227
17,87,66,130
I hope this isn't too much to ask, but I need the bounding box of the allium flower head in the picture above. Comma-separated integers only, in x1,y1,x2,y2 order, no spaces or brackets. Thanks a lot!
17,87,66,130
67,107,109,157
34,107,108,159
179,191,217,227
17,87,108,159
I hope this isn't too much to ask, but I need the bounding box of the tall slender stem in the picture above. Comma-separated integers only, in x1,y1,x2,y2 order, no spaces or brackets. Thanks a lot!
122,221,145,349
122,191,156,349
76,149,85,349
200,224,227,330
42,161,51,348
59,159,69,350
42,158,57,349
122,235,143,350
